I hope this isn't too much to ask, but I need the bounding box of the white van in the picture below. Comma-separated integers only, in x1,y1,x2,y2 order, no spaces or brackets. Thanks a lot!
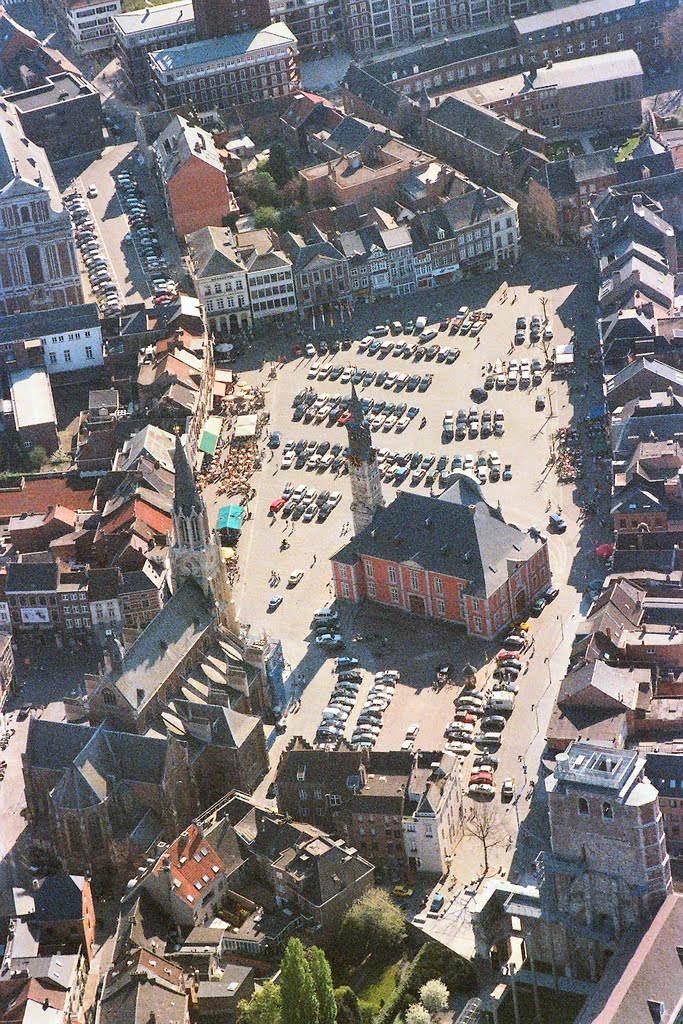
486,695,515,714
321,706,347,720
415,315,427,333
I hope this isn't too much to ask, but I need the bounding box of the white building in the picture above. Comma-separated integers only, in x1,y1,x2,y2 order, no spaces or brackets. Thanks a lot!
186,226,251,334
0,303,104,373
235,229,297,322
402,752,464,875
66,0,121,51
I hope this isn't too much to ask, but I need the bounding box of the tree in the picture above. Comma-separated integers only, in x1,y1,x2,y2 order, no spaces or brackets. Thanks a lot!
338,889,406,960
280,938,319,1024
237,980,281,1024
405,1005,431,1024
310,947,336,1024
254,206,281,231
661,7,683,61
419,979,449,1013
465,802,506,873
334,987,361,1024
267,142,294,186
27,446,48,471
245,170,281,208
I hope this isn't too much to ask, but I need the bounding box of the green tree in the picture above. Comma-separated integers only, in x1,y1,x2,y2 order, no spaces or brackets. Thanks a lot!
246,170,282,208
338,889,406,960
27,446,48,471
419,979,449,1013
310,947,336,1024
405,1006,431,1024
237,980,281,1024
267,142,294,186
334,987,361,1024
280,938,319,1024
254,206,281,231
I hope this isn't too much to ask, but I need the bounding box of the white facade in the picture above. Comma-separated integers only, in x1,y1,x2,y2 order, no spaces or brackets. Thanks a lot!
246,260,297,320
41,322,104,372
402,759,464,875
89,597,123,629
200,270,251,333
67,0,121,49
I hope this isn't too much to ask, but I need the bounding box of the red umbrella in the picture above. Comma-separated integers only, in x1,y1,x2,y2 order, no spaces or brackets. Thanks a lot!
595,543,614,558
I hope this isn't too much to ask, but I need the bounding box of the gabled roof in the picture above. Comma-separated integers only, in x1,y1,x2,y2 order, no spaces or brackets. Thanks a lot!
186,226,244,279
342,64,404,120
428,96,535,154
332,474,543,598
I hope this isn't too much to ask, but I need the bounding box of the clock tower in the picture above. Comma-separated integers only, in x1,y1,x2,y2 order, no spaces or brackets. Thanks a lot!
170,435,239,634
346,384,385,535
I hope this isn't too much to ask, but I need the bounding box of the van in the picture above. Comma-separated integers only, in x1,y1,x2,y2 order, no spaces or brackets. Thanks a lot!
549,512,567,533
313,609,338,627
415,315,427,333
486,695,515,714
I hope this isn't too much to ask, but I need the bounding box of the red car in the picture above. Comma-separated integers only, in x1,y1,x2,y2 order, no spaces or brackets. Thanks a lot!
496,649,519,662
337,410,351,426
269,498,286,514
153,294,175,305
291,344,303,356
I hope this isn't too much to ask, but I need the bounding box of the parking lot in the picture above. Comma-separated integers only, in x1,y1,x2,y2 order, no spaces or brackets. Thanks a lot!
56,142,183,309
205,250,595,819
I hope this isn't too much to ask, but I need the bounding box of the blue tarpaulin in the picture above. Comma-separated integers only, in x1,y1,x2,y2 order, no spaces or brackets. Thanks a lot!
216,505,245,532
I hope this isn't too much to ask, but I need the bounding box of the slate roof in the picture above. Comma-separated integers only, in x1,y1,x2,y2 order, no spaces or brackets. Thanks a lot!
106,580,213,714
173,434,202,516
616,150,676,184
5,561,58,593
186,226,244,279
150,22,296,73
33,875,86,922
366,25,516,83
427,96,530,154
332,474,542,598
416,186,514,241
342,64,403,119
0,303,99,346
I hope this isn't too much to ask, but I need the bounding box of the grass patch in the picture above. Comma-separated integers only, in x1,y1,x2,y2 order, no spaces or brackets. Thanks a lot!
546,139,585,161
615,131,642,161
348,957,402,1013
591,128,642,160
122,0,178,12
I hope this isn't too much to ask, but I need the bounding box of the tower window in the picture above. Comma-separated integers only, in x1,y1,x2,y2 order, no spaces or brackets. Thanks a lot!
102,689,116,706
577,797,589,816
602,801,613,820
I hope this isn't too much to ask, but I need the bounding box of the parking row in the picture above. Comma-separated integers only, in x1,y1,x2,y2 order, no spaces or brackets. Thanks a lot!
304,364,434,393
64,190,121,317
313,656,401,750
115,171,178,307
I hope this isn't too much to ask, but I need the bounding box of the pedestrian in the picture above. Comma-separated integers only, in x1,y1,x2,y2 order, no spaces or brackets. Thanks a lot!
313,554,317,565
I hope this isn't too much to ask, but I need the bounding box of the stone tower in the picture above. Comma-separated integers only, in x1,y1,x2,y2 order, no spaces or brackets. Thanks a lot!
346,384,384,535
170,435,239,634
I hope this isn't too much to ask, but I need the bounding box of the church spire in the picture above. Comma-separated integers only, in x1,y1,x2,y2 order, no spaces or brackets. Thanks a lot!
346,384,372,461
173,434,202,516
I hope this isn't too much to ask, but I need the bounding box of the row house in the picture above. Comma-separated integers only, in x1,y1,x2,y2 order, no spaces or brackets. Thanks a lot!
187,225,297,332
3,560,92,643
525,149,617,244
271,0,340,53
337,221,417,300
149,23,300,114
332,475,550,638
282,229,352,316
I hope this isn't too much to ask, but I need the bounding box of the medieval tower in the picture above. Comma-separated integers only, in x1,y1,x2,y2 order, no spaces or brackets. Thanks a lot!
346,384,385,535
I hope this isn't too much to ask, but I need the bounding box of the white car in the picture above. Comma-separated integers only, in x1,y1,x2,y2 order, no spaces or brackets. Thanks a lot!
341,367,353,383
330,492,343,506
86,184,98,197
288,571,304,587
488,451,501,469
396,416,410,432
308,362,320,379
405,723,419,739
305,343,316,356
318,365,331,380
281,453,294,470
447,741,472,756
463,454,474,471
383,415,398,431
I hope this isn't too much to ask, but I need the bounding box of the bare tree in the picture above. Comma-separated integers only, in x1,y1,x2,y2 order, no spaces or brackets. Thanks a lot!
661,8,683,59
465,802,506,873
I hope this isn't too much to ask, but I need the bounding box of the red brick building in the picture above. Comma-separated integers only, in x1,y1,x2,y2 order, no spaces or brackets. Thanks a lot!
331,475,551,638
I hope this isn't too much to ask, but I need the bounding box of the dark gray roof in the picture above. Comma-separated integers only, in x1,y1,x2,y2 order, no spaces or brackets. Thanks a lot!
5,560,58,593
416,187,513,241
33,874,86,922
366,25,516,83
173,434,202,516
572,149,616,183
545,159,576,199
427,96,528,154
325,115,378,152
342,64,403,119
332,475,543,598
646,752,683,796
24,719,96,772
0,303,99,346
616,151,676,185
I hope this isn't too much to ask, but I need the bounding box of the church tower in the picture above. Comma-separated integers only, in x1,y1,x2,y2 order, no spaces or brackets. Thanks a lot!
170,435,239,634
346,384,385,535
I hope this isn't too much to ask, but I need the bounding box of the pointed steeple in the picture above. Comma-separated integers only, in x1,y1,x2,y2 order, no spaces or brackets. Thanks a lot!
173,434,202,516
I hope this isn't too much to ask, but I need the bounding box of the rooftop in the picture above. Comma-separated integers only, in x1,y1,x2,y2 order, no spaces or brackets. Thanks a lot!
0,302,99,346
554,742,642,791
514,0,652,36
150,22,296,74
112,0,194,36
9,367,56,429
8,71,95,111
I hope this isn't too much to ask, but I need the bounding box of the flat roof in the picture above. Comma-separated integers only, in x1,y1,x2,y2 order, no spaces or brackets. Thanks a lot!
112,0,194,36
459,50,642,105
515,0,646,34
9,72,95,112
150,22,296,73
9,368,57,429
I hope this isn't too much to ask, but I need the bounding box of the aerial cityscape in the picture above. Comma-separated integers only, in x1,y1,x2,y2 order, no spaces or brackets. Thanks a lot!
0,0,681,1020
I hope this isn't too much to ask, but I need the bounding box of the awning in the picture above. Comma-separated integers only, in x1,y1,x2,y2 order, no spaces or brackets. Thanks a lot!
216,504,245,532
554,343,574,365
198,414,223,455
233,413,258,440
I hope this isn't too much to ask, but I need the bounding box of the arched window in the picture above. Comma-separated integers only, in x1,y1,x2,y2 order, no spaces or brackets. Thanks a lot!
191,516,201,546
26,245,44,284
602,801,613,820
578,797,589,816
102,689,116,706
